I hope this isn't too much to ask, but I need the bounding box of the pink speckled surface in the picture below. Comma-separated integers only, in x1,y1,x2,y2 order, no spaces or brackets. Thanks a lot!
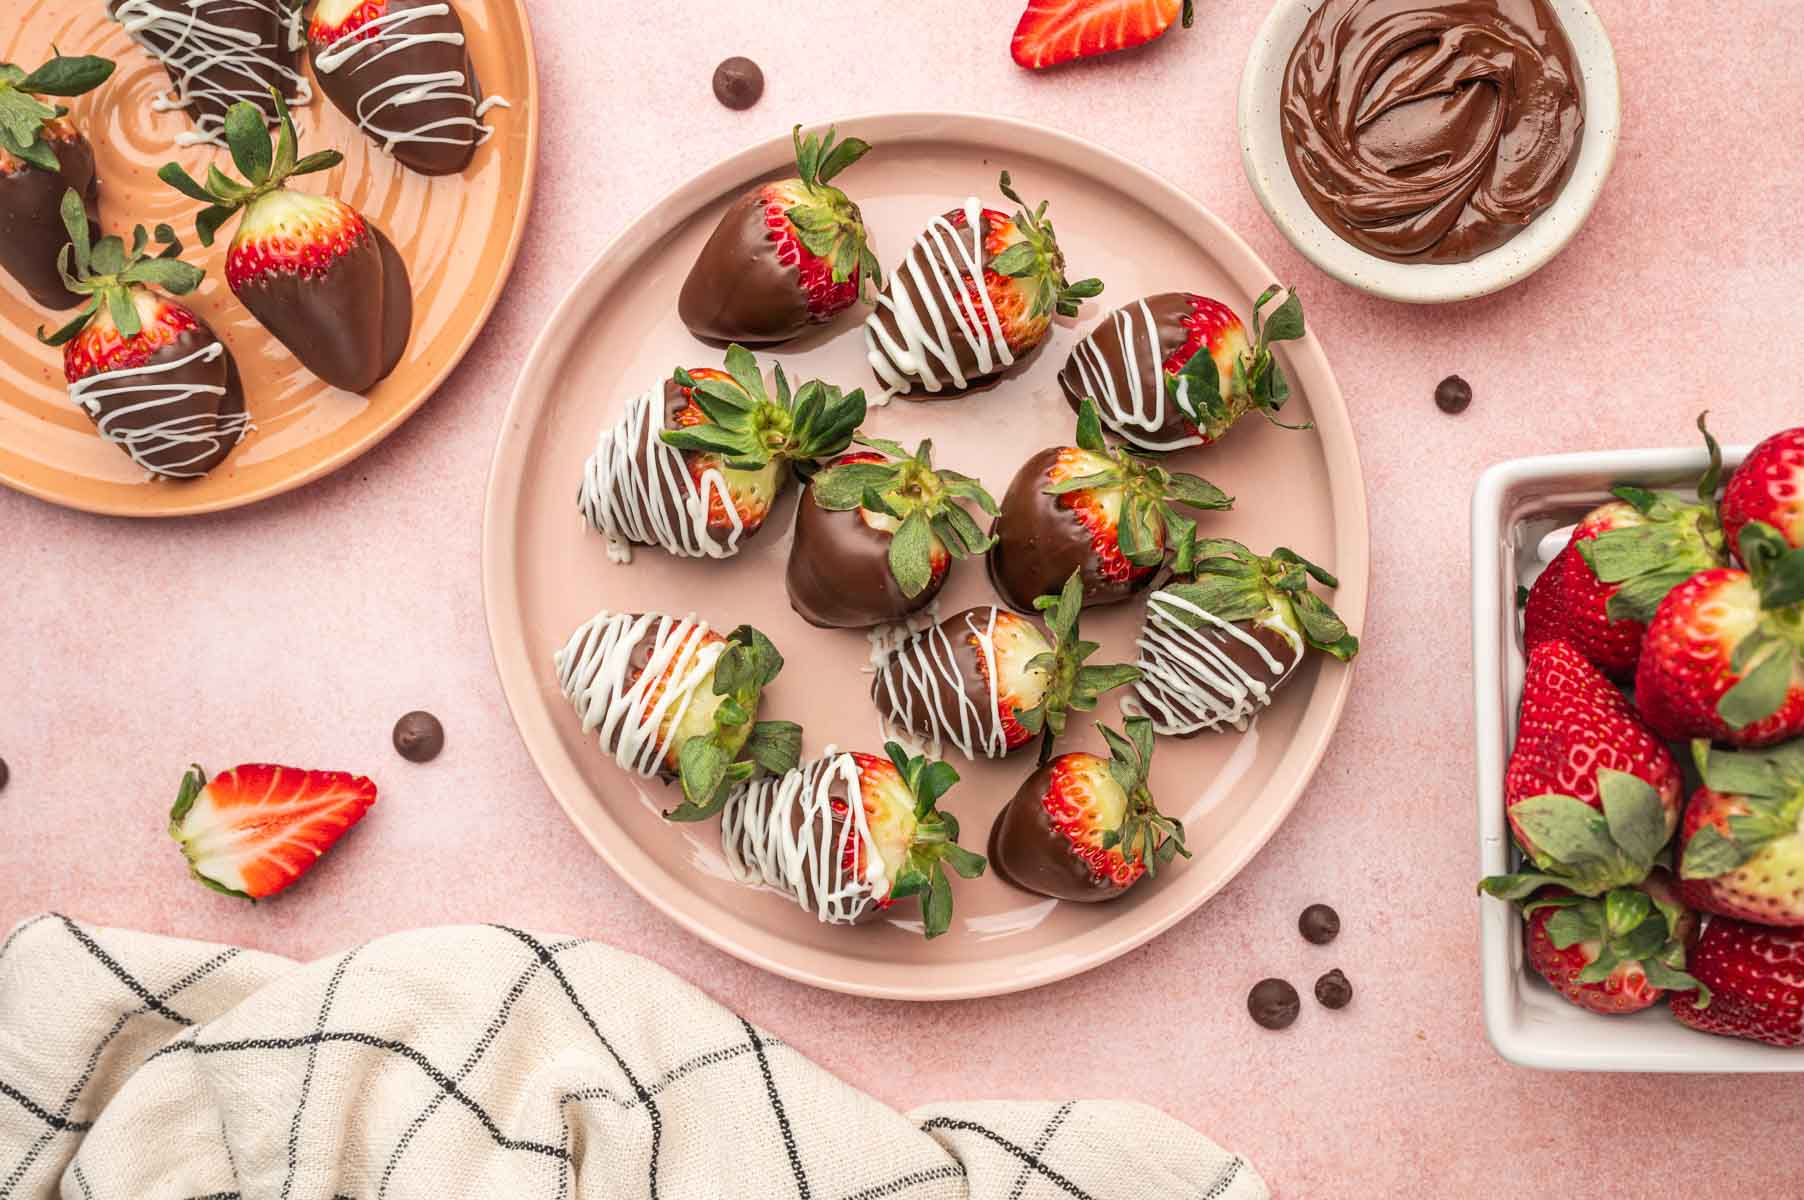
4,1,1803,1194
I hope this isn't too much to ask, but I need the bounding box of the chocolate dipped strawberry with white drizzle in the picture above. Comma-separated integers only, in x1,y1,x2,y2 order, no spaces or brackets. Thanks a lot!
1125,539,1359,736
160,90,412,393
554,609,802,821
679,125,879,345
108,0,310,146
37,191,247,479
582,344,865,563
308,0,506,176
721,742,986,936
864,170,1101,398
1059,287,1306,452
0,53,114,309
872,571,1139,763
788,435,998,629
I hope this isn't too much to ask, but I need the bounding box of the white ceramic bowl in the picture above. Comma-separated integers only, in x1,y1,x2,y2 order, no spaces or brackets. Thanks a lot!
1472,445,1804,1072
1239,0,1622,304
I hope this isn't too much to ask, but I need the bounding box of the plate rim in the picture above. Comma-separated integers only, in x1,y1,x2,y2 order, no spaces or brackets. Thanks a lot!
0,0,543,519
481,109,1370,1000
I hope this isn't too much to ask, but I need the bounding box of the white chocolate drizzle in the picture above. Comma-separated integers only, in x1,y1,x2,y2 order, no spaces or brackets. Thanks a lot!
720,750,888,926
874,607,1011,761
579,385,743,563
312,2,506,158
112,0,312,147
554,610,724,777
1065,298,1204,452
1123,590,1303,735
67,341,249,479
864,198,1014,395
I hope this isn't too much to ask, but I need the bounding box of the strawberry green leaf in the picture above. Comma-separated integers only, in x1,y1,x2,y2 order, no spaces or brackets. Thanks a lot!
942,843,987,880
1074,398,1108,454
889,864,930,901
854,433,913,461
1545,903,1604,949
1477,868,1567,901
17,53,114,97
1602,885,1655,937
1680,824,1749,880
1718,641,1795,730
887,507,936,598
913,759,959,815
744,720,802,777
1259,290,1305,343
1762,547,1804,609
989,241,1038,278
1691,738,1792,798
225,101,272,184
921,864,954,939
169,763,208,824
1642,959,1709,1004
120,256,203,294
1511,793,1619,866
809,461,896,510
814,133,871,183
290,149,341,178
36,299,97,347
1164,473,1231,511
675,738,729,816
105,284,138,338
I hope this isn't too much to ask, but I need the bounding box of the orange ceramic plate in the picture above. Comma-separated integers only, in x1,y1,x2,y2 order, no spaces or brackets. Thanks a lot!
483,114,1369,999
0,0,538,516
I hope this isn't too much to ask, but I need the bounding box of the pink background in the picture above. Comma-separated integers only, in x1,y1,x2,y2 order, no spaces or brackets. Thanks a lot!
6,1,1803,1194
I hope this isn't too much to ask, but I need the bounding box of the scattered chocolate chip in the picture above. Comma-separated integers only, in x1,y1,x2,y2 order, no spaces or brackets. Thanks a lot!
1315,968,1354,1009
0,757,8,792
1299,903,1341,945
712,57,764,110
392,711,445,763
1435,374,1472,414
1248,978,1301,1030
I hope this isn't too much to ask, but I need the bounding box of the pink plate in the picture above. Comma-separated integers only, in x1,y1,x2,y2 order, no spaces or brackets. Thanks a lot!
482,112,1368,1000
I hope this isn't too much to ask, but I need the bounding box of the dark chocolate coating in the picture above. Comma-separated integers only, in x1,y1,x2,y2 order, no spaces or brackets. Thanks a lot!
392,710,444,762
311,0,485,176
0,757,8,792
787,488,945,629
1299,903,1341,945
81,320,246,478
711,56,763,110
679,190,812,344
868,207,1009,398
988,762,1121,903
871,606,999,744
1435,375,1473,414
110,0,299,131
1314,968,1353,1010
0,129,97,309
1057,292,1194,445
1249,978,1301,1030
988,446,1150,613
235,221,410,393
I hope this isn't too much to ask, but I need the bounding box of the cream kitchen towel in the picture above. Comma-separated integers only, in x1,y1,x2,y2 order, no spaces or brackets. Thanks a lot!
0,915,1266,1199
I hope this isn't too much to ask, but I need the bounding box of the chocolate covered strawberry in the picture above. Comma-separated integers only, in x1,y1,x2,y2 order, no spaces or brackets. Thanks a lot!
1678,739,1804,926
169,763,377,900
582,346,864,563
0,53,113,309
1635,524,1804,748
308,0,499,176
109,0,307,143
1059,287,1306,452
1517,871,1704,1016
721,743,986,937
1523,417,1727,680
1722,426,1804,559
37,191,247,479
555,609,802,820
864,171,1101,396
990,717,1188,902
1478,640,1682,899
680,125,879,345
1670,917,1804,1047
1012,0,1194,70
873,571,1139,762
1128,540,1358,736
789,436,997,628
989,398,1231,612
159,89,412,393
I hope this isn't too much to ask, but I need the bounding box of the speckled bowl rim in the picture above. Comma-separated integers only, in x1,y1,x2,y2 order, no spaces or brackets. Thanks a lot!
1238,0,1622,305
481,111,1371,1001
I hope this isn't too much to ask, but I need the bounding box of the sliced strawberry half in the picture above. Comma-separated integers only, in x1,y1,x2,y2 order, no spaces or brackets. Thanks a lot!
1011,0,1194,70
169,763,377,900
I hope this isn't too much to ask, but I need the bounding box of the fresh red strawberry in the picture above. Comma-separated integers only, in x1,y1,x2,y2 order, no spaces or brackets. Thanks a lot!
680,125,879,344
36,192,247,478
1723,427,1804,560
989,398,1231,611
1523,419,1727,680
0,53,112,309
1670,917,1804,1047
789,437,995,628
1479,640,1682,898
168,763,376,900
1635,527,1804,748
1677,739,1804,926
1011,0,1194,69
159,88,411,393
989,717,1188,901
1520,871,1703,1015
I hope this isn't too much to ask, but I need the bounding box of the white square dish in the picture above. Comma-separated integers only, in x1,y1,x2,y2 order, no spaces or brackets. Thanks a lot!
1472,444,1804,1072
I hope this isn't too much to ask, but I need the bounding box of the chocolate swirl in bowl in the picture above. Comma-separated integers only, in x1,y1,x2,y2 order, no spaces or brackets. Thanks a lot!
1279,0,1584,264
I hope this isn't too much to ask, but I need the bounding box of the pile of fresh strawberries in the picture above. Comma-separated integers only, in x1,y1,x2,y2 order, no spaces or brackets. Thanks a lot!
1483,420,1804,1047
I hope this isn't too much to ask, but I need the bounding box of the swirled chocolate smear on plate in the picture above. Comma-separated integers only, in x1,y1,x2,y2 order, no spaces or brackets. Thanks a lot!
1280,0,1584,264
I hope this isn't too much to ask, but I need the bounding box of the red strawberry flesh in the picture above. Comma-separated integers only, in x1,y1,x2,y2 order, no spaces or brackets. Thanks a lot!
171,763,377,899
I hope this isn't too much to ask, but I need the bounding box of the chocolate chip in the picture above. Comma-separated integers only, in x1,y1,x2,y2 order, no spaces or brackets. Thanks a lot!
1435,374,1472,414
392,711,445,763
1248,978,1300,1030
712,57,764,110
1315,968,1353,1009
0,757,8,792
1299,903,1341,945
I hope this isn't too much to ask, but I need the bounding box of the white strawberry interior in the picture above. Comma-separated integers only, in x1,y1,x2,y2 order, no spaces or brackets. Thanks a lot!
992,613,1052,707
